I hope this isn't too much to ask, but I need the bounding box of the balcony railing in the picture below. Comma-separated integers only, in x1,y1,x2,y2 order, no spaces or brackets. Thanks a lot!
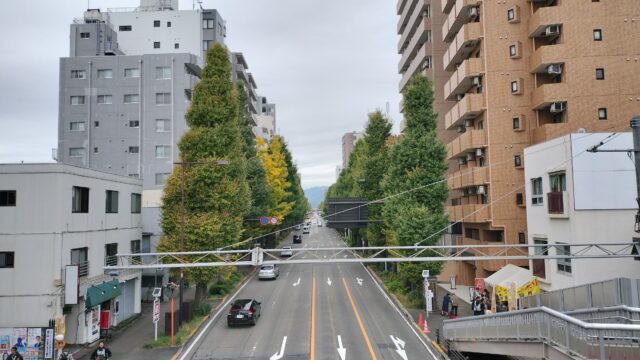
442,0,479,43
444,57,484,101
445,93,485,130
446,129,487,159
72,261,89,277
442,22,483,72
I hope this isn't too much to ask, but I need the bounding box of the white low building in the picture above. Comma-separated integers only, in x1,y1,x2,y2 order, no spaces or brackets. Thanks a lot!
0,164,143,345
523,133,640,292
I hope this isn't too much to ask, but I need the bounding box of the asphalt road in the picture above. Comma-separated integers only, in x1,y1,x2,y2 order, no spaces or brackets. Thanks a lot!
183,220,439,360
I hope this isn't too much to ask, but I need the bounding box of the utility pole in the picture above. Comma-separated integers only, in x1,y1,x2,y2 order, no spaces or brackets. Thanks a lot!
631,116,640,233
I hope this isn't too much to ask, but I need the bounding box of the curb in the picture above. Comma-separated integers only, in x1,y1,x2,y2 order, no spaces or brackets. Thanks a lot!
170,267,257,360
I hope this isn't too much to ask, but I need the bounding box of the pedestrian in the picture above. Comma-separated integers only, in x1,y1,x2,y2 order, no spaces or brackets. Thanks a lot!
449,294,458,317
441,293,450,316
6,346,24,360
472,295,485,316
90,341,112,360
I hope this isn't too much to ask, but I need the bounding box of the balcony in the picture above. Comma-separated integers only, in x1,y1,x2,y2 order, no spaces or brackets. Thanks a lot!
530,44,567,73
72,260,90,277
531,83,568,110
547,191,569,218
448,166,488,190
446,129,487,159
532,122,570,144
442,0,480,42
442,0,456,14
397,0,419,33
528,6,563,38
398,0,430,53
445,93,485,130
447,203,490,223
443,22,483,72
399,43,432,92
398,18,432,74
444,57,484,101
397,0,410,17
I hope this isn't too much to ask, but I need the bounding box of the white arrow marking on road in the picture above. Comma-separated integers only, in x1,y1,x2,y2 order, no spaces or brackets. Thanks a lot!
337,335,346,360
293,278,301,287
389,335,408,360
356,278,363,286
344,255,348,258
270,336,287,360
327,277,332,286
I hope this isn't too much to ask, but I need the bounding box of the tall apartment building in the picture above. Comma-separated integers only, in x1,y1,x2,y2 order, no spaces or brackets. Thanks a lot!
342,131,364,168
397,0,640,284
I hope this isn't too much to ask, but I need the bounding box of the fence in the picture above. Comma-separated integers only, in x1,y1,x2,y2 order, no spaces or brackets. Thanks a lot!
443,306,640,360
566,305,640,325
520,278,640,312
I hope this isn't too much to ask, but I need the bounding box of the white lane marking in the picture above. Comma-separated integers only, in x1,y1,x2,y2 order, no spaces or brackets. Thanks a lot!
361,265,438,360
327,277,332,286
177,274,253,360
293,277,301,287
356,278,363,286
270,336,287,360
337,335,347,360
389,335,408,360
344,255,348,258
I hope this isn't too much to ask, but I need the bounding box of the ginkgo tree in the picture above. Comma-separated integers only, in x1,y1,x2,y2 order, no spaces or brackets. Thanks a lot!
257,135,294,222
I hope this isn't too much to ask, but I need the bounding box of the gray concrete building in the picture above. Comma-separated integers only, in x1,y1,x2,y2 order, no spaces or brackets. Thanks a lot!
341,131,363,168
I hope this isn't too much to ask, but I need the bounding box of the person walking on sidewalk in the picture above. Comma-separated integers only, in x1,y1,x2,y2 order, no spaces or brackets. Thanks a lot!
449,294,458,317
441,293,451,316
90,341,112,360
6,346,24,360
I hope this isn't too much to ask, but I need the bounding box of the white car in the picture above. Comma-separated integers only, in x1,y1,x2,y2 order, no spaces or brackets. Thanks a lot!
294,225,301,230
280,246,293,257
258,264,279,280
303,226,310,234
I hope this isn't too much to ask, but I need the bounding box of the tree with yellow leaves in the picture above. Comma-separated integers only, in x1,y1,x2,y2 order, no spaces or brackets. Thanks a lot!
257,136,294,222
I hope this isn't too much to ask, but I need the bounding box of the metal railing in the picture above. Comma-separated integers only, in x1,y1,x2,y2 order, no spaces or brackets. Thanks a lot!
73,261,89,277
443,306,640,359
567,306,640,325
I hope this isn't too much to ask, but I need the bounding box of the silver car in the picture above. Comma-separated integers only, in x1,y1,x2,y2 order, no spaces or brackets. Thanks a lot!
258,264,279,280
280,246,293,257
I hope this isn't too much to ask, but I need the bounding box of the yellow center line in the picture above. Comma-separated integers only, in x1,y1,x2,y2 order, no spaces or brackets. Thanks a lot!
310,277,316,360
342,278,377,360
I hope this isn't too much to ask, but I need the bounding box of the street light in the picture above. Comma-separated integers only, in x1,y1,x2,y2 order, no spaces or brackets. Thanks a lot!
174,160,229,326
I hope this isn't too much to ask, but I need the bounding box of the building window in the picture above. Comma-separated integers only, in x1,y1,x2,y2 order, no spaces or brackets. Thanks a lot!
69,147,85,157
131,240,141,262
124,68,140,78
175,43,179,49
203,19,215,29
516,193,524,205
507,8,515,21
106,190,119,213
518,232,526,245
71,70,86,79
71,247,88,276
97,95,112,104
94,121,100,127
167,21,172,27
0,191,17,207
119,25,132,31
511,80,519,93
532,177,543,205
70,121,86,131
509,44,517,57
156,93,171,105
512,116,521,130
533,239,548,278
155,173,170,185
549,172,566,192
72,186,89,213
155,145,171,158
154,42,161,49
598,107,607,120
203,40,213,50
97,69,113,79
153,20,160,27
0,252,15,268
131,193,142,214
155,66,172,80
557,243,572,274
128,146,139,154
155,119,171,132
514,155,522,167
129,120,140,128
596,68,605,80
80,32,90,39
93,147,99,154
105,243,118,266
124,94,140,104
593,29,602,41
70,96,85,105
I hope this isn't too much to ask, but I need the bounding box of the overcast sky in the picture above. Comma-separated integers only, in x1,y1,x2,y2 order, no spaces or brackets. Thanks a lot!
0,0,402,189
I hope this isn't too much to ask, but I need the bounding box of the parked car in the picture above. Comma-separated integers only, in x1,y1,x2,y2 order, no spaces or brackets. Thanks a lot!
227,299,261,326
293,234,302,244
303,226,310,234
280,246,293,257
258,264,279,280
294,224,301,230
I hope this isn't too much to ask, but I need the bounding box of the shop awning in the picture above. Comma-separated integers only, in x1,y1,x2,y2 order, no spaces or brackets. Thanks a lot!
484,264,531,288
85,280,121,310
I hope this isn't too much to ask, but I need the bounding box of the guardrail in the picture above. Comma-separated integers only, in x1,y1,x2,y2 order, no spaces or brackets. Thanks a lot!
443,306,640,359
567,305,640,325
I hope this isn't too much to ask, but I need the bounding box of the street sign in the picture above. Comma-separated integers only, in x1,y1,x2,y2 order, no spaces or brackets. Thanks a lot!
260,216,269,225
153,299,160,324
270,216,279,225
422,270,430,278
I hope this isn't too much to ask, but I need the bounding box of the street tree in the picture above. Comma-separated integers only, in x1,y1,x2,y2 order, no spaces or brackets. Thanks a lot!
257,135,294,222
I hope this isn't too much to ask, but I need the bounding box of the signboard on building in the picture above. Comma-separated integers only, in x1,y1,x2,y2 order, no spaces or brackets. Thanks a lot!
153,299,160,324
65,265,79,305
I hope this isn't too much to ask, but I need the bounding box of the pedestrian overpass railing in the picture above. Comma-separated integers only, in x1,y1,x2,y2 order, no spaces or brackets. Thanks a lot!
443,306,640,360
566,305,640,325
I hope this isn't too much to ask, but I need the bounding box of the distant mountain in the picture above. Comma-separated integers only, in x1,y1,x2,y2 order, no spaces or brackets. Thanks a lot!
304,186,328,209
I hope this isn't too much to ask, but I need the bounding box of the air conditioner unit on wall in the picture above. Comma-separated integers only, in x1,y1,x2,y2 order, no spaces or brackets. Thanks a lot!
468,7,478,17
468,187,477,195
477,185,486,195
473,77,481,86
547,64,562,74
458,157,467,165
457,125,466,133
464,119,473,127
466,153,475,161
456,94,465,101
475,148,484,157
545,25,560,37
550,102,565,113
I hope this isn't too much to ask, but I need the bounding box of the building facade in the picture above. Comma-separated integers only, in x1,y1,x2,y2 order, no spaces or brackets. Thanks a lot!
524,133,639,291
398,0,640,284
341,131,364,168
0,164,142,345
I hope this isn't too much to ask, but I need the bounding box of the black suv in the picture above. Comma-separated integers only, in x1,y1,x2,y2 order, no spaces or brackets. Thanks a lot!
293,234,302,244
227,299,262,326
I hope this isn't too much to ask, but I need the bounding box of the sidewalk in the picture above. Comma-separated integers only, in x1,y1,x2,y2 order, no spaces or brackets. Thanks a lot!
76,285,197,360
